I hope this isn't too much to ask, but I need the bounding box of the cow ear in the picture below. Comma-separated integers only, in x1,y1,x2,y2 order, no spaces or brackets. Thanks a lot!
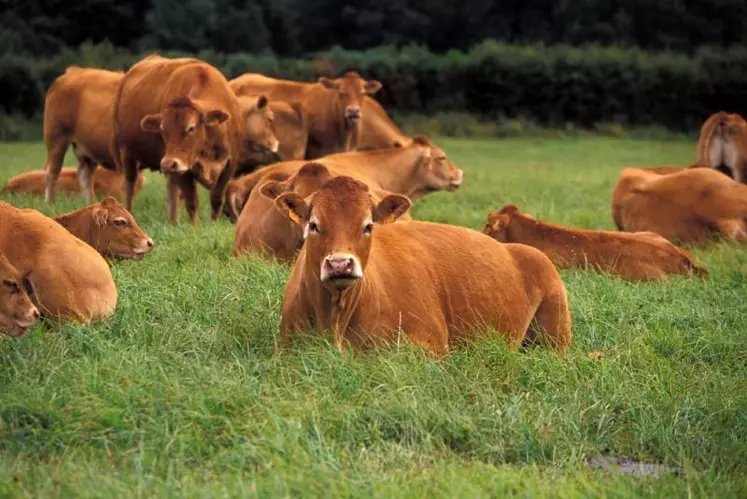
205,109,229,127
255,95,268,110
373,194,411,224
259,180,289,200
140,114,162,133
364,80,382,94
92,206,109,227
318,77,339,91
100,196,117,207
275,192,310,225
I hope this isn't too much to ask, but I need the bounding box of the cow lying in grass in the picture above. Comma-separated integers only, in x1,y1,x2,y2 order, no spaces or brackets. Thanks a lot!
2,167,145,201
0,254,40,337
275,176,571,354
483,204,706,281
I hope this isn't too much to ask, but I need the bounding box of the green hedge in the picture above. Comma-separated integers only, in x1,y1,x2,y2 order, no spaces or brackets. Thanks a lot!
2,41,746,134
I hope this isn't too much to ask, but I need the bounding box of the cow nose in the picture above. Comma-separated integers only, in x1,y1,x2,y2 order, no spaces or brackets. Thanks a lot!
345,106,362,120
31,308,41,320
146,238,154,249
160,157,186,173
324,255,354,275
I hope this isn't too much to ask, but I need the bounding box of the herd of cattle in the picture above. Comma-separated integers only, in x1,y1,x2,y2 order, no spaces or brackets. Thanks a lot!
1,52,746,354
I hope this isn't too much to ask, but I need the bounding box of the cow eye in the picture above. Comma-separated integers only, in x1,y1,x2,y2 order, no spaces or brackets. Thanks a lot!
113,217,128,227
3,279,20,294
308,221,320,234
363,223,374,235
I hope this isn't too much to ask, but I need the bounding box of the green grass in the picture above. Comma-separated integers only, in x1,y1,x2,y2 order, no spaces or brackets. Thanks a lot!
1,138,746,497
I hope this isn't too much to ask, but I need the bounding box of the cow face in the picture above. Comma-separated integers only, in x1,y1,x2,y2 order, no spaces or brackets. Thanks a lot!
238,95,280,154
90,197,154,259
141,96,229,174
275,176,410,291
319,72,382,124
483,205,519,242
412,136,464,192
0,256,40,337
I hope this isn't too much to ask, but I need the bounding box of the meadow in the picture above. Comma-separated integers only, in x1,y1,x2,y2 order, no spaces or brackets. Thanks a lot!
1,138,746,497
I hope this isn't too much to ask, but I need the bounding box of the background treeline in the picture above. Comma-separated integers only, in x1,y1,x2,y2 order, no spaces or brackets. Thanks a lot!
2,42,746,140
3,0,746,56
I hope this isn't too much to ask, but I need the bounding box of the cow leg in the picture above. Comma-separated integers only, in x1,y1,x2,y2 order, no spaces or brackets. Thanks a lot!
122,150,139,213
43,137,70,203
166,173,180,224
528,290,572,352
77,157,97,203
209,159,235,221
178,173,199,225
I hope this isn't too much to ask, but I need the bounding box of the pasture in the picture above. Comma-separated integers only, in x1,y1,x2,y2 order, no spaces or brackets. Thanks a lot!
1,138,746,497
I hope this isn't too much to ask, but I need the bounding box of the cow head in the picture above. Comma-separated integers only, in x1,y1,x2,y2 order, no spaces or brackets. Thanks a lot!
318,72,382,124
141,96,229,174
260,162,334,204
237,95,280,154
89,197,154,259
411,135,464,192
0,255,40,337
483,205,520,242
275,176,410,291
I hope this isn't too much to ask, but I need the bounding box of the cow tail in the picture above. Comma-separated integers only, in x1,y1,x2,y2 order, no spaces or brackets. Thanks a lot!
110,69,128,173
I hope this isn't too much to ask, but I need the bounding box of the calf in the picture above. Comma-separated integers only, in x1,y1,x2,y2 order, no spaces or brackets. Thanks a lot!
2,167,145,201
612,167,747,244
233,163,411,261
0,201,117,323
484,205,706,281
55,197,154,259
222,136,463,220
0,254,40,337
696,111,747,182
276,176,571,354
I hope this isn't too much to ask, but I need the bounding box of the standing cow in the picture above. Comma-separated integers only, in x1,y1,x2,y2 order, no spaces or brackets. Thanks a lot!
229,72,382,159
112,54,278,223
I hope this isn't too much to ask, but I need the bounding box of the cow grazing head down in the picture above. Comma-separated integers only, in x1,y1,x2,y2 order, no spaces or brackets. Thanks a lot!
89,197,154,259
237,95,280,154
0,255,40,337
483,204,521,242
259,162,334,203
412,135,464,192
318,72,382,124
275,176,411,291
141,96,230,174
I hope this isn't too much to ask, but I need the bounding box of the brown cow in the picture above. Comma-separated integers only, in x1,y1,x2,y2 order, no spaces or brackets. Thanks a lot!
229,72,382,159
42,66,124,203
276,176,571,354
2,167,145,201
0,201,118,323
359,96,412,149
54,197,154,259
222,136,463,220
233,163,411,261
612,167,747,244
696,111,747,182
112,54,278,224
0,254,40,337
483,204,706,281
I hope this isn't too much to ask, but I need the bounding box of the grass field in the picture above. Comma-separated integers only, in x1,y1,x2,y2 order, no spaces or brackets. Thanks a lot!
1,138,746,497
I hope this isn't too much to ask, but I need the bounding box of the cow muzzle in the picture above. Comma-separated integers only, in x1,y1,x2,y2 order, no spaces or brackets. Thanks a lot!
160,157,189,174
449,169,465,190
344,106,363,121
321,253,363,289
9,306,41,337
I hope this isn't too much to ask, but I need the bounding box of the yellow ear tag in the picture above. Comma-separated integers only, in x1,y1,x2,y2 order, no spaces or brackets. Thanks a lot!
288,210,300,224
381,214,395,224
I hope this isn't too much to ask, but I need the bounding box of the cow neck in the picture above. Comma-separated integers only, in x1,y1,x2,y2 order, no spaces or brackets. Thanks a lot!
301,251,368,352
362,146,424,197
55,209,95,247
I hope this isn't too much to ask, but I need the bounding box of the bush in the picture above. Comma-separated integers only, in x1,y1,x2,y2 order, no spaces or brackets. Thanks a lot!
0,40,745,137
